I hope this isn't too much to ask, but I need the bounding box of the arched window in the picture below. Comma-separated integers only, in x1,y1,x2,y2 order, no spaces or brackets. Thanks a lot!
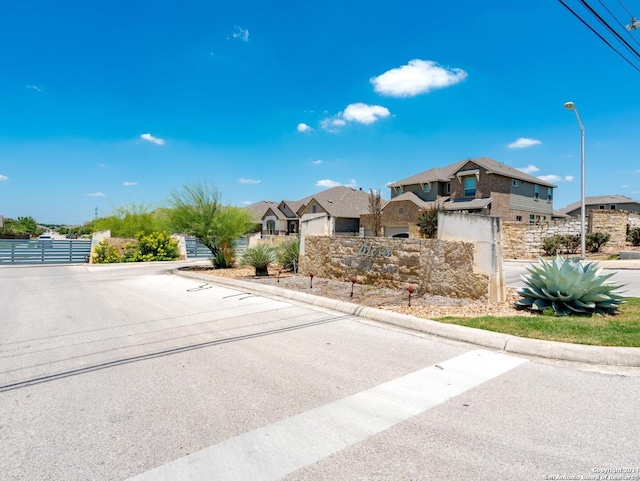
266,220,275,235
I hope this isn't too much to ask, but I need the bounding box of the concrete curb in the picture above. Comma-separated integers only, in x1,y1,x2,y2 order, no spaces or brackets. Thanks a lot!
176,270,640,368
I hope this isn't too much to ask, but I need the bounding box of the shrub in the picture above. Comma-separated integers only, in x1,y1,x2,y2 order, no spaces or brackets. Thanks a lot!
277,238,300,272
239,244,276,276
586,232,610,253
542,236,561,256
628,227,640,246
515,255,625,316
93,232,179,263
560,235,581,254
136,231,179,261
93,240,121,263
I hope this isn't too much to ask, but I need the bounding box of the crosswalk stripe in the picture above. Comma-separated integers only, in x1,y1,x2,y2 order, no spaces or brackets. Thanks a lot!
127,349,527,481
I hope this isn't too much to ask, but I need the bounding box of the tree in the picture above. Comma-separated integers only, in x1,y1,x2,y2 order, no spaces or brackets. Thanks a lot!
368,189,382,237
88,203,170,238
416,203,443,239
168,181,222,258
167,181,252,266
212,206,254,268
0,216,42,236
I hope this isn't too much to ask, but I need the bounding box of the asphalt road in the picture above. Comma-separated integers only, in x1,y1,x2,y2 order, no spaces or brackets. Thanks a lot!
504,261,640,297
1,263,639,481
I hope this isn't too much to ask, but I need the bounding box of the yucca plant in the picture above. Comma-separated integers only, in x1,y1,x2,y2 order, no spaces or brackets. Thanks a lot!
239,244,277,276
277,238,300,272
515,256,625,316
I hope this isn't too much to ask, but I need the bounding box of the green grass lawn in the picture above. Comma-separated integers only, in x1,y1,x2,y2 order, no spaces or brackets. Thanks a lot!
434,297,640,347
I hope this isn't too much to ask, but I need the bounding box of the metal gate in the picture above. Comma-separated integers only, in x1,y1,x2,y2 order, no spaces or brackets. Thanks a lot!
0,239,92,265
185,237,249,259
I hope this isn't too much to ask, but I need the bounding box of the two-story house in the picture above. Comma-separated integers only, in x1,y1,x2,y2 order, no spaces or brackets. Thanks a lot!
560,195,640,216
381,157,557,236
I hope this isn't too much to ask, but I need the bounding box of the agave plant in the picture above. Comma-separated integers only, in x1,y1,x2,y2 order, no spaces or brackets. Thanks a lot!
515,256,625,316
239,244,277,276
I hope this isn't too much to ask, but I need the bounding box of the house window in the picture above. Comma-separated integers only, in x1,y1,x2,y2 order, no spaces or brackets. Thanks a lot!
312,204,317,213
610,204,617,210
266,220,275,235
599,205,605,210
463,177,476,197
516,215,522,222
512,180,519,187
423,184,431,192
534,185,539,200
398,207,404,214
529,214,535,223
445,182,451,194
547,187,552,201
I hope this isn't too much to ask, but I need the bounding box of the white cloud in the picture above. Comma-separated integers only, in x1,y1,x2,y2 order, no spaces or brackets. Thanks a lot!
320,117,346,132
342,103,391,124
87,192,106,197
232,25,249,41
26,84,41,92
315,179,357,188
370,59,467,97
537,174,575,183
321,103,390,132
241,200,252,205
516,164,540,174
508,137,542,149
297,123,313,133
140,133,165,145
239,178,261,184
621,184,630,188
312,159,323,165
0,174,8,181
123,181,137,187
97,163,107,168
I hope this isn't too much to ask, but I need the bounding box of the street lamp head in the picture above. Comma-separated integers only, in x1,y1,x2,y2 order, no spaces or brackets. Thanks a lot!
564,101,575,110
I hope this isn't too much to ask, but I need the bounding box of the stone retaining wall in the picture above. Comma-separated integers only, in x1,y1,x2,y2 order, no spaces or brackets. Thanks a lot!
299,236,489,300
503,210,638,258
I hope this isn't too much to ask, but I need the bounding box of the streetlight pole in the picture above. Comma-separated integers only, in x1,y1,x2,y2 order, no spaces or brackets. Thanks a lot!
564,101,586,260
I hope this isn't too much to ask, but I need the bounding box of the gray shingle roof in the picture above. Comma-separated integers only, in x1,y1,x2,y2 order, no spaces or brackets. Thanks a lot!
560,195,640,213
389,157,557,189
383,191,441,210
244,201,279,223
299,186,373,218
444,197,493,211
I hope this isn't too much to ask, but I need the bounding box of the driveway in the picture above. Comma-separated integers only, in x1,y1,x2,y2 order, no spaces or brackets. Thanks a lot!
1,263,639,480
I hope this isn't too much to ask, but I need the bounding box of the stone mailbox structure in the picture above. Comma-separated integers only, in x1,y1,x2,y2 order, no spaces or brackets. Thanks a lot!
299,212,505,302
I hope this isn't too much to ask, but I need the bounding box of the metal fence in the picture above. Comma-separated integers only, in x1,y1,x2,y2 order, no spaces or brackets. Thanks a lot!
185,237,249,259
0,239,92,265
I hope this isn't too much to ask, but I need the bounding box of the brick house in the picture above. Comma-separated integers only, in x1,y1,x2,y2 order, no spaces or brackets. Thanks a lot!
560,195,640,217
379,157,557,237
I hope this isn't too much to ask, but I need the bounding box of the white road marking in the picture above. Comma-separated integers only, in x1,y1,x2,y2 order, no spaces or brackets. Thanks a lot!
127,349,527,481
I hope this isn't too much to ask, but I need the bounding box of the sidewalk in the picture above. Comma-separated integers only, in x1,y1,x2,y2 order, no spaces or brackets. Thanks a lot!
176,269,640,369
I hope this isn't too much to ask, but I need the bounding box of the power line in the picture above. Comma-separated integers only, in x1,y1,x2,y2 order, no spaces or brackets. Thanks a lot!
557,0,640,72
616,0,634,18
597,0,640,47
578,0,640,59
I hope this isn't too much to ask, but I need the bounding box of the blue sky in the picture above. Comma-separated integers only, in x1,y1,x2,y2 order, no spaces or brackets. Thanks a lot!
1,0,639,225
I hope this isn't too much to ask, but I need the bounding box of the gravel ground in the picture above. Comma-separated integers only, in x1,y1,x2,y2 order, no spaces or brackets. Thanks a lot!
182,266,535,319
